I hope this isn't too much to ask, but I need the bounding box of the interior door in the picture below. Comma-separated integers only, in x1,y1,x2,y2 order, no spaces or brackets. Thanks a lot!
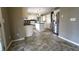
51,11,59,35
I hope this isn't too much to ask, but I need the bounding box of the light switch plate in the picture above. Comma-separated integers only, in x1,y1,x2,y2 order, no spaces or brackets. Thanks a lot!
70,18,76,21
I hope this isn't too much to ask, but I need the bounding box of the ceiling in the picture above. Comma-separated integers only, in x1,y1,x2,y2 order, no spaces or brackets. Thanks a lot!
27,7,54,15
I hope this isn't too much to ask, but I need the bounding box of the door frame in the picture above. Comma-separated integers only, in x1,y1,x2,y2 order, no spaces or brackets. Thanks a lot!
51,10,60,36
0,8,6,50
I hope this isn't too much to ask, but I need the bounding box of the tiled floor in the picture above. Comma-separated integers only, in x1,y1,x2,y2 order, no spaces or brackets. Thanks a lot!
8,29,79,51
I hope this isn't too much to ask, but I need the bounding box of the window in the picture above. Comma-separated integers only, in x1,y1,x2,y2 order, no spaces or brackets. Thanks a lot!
42,16,46,21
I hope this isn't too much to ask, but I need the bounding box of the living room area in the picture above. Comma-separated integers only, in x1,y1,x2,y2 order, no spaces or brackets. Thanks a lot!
0,7,79,51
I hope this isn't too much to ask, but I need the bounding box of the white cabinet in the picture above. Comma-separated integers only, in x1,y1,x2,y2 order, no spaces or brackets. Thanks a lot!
35,23,45,32
24,25,33,37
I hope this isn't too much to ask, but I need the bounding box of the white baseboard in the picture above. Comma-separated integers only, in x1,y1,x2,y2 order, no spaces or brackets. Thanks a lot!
6,40,13,50
58,36,79,46
6,37,25,50
13,37,25,42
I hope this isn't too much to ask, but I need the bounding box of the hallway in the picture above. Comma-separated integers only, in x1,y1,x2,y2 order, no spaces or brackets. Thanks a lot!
8,29,79,51
0,7,79,51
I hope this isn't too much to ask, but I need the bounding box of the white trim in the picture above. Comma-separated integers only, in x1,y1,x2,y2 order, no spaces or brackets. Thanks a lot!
6,37,25,50
13,37,25,42
58,36,79,46
6,40,13,50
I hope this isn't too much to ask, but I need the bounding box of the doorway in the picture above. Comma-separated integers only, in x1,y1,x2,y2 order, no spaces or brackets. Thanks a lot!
0,24,2,50
51,11,60,35
0,8,6,51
